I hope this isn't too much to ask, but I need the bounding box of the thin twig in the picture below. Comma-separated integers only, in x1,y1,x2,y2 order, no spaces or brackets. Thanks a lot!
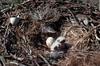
38,54,51,66
0,0,30,13
3,24,10,54
67,8,80,25
34,60,40,66
0,56,5,66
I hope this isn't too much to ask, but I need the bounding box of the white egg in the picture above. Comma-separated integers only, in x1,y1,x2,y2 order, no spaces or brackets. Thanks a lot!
10,16,20,25
46,37,54,48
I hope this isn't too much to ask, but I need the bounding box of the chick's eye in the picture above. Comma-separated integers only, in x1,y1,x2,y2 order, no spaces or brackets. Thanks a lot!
57,40,60,42
60,40,65,43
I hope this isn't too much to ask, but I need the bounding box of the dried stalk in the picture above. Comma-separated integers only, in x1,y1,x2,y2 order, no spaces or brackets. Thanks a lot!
0,0,30,13
34,60,40,66
0,56,5,66
38,54,51,66
3,24,10,54
67,8,80,25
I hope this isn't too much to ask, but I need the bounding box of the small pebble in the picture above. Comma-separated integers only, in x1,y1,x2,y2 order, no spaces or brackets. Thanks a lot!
83,18,89,26
9,15,20,25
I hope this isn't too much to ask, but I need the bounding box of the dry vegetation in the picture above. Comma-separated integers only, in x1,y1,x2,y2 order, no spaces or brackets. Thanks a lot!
0,0,100,66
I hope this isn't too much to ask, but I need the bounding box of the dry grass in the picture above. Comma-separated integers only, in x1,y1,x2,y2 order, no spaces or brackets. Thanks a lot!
58,51,100,66
0,1,100,66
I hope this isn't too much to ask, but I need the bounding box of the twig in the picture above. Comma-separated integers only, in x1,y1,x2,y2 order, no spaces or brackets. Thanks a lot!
62,25,82,37
0,0,30,13
10,54,24,61
38,54,51,66
0,56,5,66
34,60,40,66
67,8,80,25
3,24,10,54
1,7,12,13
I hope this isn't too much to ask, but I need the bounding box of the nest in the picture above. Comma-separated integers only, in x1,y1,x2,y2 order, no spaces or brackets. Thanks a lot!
58,51,100,66
0,0,100,66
